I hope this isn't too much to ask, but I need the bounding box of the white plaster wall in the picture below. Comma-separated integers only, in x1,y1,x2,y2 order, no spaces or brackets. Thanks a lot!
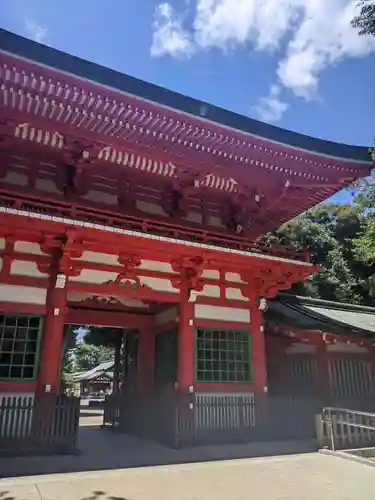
139,260,175,273
0,284,47,305
225,272,244,283
3,171,28,186
207,215,225,228
35,179,62,194
140,276,178,293
0,258,3,274
194,304,250,323
69,269,118,284
0,238,6,250
76,251,119,266
327,342,368,354
10,260,48,278
136,200,167,216
14,241,46,255
202,269,220,280
156,306,178,326
185,212,202,224
197,285,220,298
225,288,248,301
285,343,316,355
83,190,117,205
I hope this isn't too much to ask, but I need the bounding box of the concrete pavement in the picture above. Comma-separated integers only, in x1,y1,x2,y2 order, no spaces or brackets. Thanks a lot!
1,453,374,500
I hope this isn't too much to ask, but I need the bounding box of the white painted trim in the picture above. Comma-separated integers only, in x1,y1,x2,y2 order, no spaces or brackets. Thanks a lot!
195,304,250,323
0,207,314,268
1,50,371,166
327,342,368,354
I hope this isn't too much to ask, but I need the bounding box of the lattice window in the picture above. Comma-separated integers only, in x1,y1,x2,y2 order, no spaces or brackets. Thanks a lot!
195,328,252,383
0,314,42,380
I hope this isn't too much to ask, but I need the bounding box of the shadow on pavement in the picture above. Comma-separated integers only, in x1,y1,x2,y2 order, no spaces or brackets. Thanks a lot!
0,412,317,479
0,491,15,500
0,492,128,500
80,492,129,500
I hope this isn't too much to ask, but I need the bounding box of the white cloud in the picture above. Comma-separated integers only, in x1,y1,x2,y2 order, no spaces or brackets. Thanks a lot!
25,19,48,43
151,3,193,58
254,85,289,122
151,0,375,120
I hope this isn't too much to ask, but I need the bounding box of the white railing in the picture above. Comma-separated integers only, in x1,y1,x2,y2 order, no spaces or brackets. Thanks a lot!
317,407,375,451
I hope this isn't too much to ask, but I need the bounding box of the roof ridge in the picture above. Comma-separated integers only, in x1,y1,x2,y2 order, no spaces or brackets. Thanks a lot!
277,293,375,313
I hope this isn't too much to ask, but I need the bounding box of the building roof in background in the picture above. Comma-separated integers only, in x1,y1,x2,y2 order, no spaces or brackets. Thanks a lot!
72,360,114,382
268,294,375,339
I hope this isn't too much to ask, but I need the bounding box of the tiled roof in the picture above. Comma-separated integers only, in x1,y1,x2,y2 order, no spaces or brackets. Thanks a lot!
268,294,375,338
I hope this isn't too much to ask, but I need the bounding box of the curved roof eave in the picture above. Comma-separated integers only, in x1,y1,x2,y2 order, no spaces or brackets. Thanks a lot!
0,28,372,165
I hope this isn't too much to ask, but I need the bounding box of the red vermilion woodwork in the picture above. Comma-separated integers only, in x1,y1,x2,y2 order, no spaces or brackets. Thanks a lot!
177,282,195,392
0,380,37,392
250,303,268,393
267,321,375,349
37,272,67,394
66,307,151,328
0,190,309,263
0,301,46,316
2,35,372,404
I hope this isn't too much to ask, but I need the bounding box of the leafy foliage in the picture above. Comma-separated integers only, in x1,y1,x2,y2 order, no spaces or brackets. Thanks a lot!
351,0,375,37
84,326,122,348
71,342,114,372
261,203,375,304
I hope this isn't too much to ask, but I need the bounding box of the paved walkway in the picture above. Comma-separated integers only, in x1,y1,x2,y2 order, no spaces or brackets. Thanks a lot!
0,412,317,478
1,453,374,500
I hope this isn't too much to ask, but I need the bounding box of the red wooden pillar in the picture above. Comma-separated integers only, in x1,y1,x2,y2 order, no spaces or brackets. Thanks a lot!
37,273,67,394
251,300,268,427
137,319,155,394
177,283,195,392
315,338,331,405
251,303,267,394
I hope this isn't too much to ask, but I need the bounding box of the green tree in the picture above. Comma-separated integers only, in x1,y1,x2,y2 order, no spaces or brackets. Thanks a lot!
354,214,375,264
351,0,375,37
72,342,114,372
84,326,122,348
262,203,375,305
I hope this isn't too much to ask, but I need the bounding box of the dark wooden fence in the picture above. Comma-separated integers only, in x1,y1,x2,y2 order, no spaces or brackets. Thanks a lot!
0,394,80,456
103,391,323,448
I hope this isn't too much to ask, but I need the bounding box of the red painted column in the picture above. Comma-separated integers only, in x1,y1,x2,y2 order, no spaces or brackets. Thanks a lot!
37,273,67,394
177,282,195,392
251,302,268,394
137,319,155,394
315,338,331,405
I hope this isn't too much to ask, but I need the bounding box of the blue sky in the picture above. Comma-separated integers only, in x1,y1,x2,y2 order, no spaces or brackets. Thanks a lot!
1,0,374,204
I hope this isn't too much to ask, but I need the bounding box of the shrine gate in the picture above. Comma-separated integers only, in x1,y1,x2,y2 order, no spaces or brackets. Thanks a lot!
0,29,373,451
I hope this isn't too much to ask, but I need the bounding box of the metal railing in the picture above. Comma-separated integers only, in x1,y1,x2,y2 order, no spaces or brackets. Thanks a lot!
319,407,375,451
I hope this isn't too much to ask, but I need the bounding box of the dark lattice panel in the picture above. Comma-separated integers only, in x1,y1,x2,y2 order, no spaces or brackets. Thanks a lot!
0,314,42,380
154,330,178,386
195,328,251,383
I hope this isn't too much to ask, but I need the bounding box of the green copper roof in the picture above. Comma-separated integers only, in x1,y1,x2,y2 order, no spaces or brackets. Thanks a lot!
268,294,375,339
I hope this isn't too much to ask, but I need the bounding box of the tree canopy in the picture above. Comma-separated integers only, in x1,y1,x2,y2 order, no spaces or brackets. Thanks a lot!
351,0,375,37
68,342,114,373
261,203,375,305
